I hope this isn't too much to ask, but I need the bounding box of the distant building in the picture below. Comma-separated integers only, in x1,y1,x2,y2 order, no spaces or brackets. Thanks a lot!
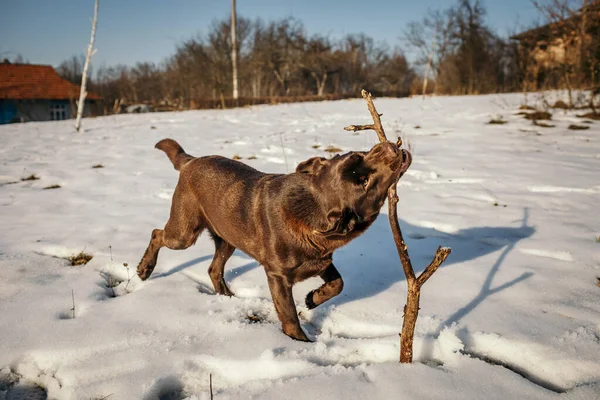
511,0,600,90
0,62,102,124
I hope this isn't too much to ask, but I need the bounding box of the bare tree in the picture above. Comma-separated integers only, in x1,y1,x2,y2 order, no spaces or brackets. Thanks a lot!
299,35,340,96
86,14,418,108
407,1,516,95
0,52,28,63
259,18,305,96
231,0,239,100
75,0,99,132
372,50,415,96
56,54,86,84
406,8,455,94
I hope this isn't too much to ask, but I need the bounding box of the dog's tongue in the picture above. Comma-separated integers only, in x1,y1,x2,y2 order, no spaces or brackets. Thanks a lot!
399,149,412,176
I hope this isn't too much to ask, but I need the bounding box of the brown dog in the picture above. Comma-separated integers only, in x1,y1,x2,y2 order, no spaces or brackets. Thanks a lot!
137,138,411,341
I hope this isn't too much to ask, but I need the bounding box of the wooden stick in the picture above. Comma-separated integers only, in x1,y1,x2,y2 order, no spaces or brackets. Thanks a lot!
344,89,451,363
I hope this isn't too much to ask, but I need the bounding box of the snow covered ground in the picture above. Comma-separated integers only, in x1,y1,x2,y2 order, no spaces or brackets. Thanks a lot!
0,92,599,400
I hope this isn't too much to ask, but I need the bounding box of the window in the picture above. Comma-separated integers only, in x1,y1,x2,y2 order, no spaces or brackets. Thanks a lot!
49,102,68,120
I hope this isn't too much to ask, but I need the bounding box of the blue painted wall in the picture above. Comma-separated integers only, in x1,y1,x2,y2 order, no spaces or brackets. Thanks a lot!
0,100,18,124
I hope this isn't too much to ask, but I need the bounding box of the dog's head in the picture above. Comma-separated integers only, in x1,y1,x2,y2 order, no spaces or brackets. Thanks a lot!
296,142,411,237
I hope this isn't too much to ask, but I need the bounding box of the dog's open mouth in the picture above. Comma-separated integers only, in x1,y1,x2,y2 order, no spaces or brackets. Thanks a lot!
388,147,412,176
399,149,412,176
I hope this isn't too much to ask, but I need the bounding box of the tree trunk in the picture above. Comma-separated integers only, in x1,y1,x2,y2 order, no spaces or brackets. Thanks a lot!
423,26,437,98
312,71,328,96
578,0,589,87
75,0,99,132
231,0,239,100
273,69,286,96
252,74,258,98
219,91,226,109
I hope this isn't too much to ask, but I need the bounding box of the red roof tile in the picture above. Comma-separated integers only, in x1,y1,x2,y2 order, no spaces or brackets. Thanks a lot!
0,63,101,101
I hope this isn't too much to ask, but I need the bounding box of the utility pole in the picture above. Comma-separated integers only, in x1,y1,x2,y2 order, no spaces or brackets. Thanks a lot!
76,0,99,132
231,0,239,100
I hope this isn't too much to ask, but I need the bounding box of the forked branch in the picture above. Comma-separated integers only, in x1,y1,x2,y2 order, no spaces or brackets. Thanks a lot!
344,89,451,363
344,91,389,144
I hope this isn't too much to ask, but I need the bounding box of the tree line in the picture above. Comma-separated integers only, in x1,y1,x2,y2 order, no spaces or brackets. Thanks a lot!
66,17,416,111
50,0,598,112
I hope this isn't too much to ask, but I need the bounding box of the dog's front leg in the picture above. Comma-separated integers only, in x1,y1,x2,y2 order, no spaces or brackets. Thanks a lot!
266,272,311,342
305,263,344,309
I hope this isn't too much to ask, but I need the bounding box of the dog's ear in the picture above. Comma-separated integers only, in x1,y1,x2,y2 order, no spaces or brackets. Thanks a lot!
296,157,328,175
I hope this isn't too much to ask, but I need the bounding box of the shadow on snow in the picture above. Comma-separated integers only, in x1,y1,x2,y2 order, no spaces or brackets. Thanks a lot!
151,208,534,328
331,208,534,326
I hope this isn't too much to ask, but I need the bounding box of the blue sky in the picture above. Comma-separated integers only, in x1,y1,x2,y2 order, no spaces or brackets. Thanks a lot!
1,0,541,69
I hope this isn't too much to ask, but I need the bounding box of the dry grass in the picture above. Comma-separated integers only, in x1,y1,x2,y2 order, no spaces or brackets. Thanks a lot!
311,144,321,149
519,105,536,111
92,164,104,169
524,111,552,121
414,125,421,129
568,124,590,130
552,100,570,109
323,145,343,153
487,118,507,125
246,314,263,324
232,155,242,160
533,121,555,128
43,184,61,190
21,174,40,181
68,252,93,266
577,112,600,120
247,155,257,160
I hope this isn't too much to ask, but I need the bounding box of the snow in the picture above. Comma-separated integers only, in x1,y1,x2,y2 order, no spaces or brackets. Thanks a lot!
1,92,599,399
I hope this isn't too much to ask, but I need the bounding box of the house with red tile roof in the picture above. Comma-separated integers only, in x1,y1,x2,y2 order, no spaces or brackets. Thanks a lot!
0,61,102,124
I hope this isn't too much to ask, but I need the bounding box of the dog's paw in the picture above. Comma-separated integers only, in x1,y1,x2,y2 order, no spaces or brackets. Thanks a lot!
284,329,313,342
305,291,317,310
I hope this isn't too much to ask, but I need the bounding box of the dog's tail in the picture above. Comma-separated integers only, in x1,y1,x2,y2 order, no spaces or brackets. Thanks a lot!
155,138,194,171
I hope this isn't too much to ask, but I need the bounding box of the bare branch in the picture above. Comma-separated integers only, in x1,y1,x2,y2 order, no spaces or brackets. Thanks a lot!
387,189,416,283
417,246,452,287
361,89,388,143
344,90,403,145
343,124,377,132
346,89,451,363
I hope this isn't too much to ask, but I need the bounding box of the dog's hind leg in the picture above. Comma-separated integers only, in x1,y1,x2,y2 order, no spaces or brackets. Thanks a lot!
207,232,235,296
305,264,344,309
137,188,203,280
